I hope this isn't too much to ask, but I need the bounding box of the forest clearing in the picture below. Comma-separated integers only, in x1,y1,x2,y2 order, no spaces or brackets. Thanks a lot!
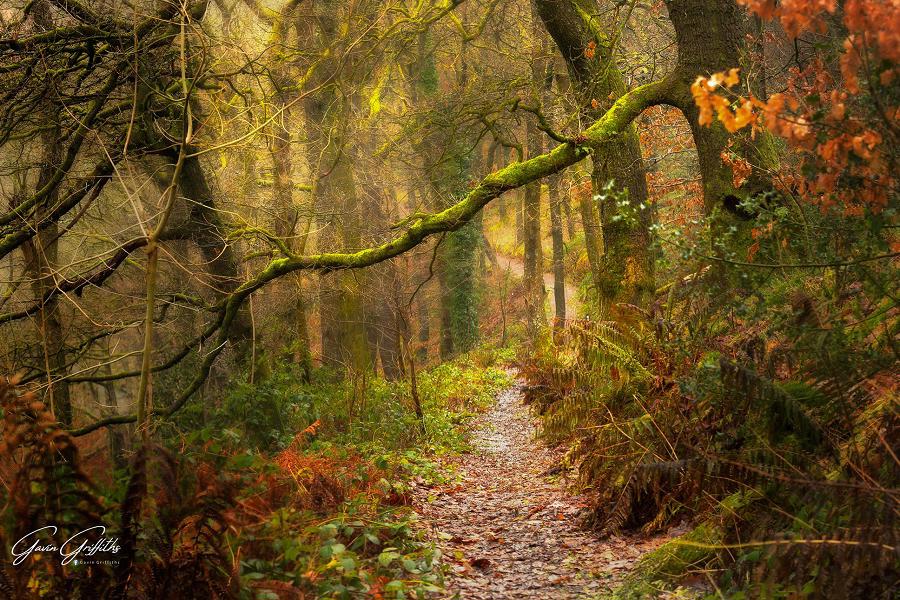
0,0,897,598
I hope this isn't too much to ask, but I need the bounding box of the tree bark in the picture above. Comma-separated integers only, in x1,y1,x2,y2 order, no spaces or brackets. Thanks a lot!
548,172,567,322
179,155,254,348
359,178,403,379
524,6,551,333
663,0,778,212
577,182,604,299
270,110,312,382
533,0,655,307
562,187,576,240
408,29,480,358
406,186,431,365
304,1,370,373
23,0,71,426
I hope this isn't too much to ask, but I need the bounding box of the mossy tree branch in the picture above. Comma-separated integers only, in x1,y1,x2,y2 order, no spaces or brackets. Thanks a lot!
68,79,670,437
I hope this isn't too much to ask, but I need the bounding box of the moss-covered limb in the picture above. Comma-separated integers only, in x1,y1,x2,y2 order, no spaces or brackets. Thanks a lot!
535,0,658,306
68,80,669,438
47,0,128,33
608,492,756,599
533,0,616,90
0,23,120,50
241,82,666,284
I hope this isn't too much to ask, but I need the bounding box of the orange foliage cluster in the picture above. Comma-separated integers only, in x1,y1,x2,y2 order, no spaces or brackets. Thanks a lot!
639,106,704,218
693,1,899,215
739,0,899,71
235,447,392,528
691,68,755,133
720,151,753,189
738,0,838,37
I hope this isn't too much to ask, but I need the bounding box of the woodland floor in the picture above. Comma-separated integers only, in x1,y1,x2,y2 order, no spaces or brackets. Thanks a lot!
413,375,671,599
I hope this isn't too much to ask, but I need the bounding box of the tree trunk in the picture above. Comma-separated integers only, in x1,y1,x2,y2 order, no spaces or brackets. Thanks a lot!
514,189,524,248
23,0,71,425
523,120,546,333
304,1,371,374
524,6,551,333
533,0,654,307
416,287,431,364
408,30,480,358
562,187,576,240
359,178,403,379
101,357,128,471
664,0,778,212
548,172,567,322
23,225,71,425
179,156,254,350
592,133,655,306
270,114,312,382
311,150,369,372
377,275,404,380
577,183,604,303
405,186,431,364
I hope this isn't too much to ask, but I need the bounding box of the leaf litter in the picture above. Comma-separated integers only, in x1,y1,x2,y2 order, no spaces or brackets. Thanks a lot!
413,375,671,599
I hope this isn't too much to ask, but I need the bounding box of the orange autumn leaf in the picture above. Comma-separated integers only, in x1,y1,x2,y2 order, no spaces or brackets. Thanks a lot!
731,99,756,131
691,77,715,126
722,151,753,187
829,102,846,121
841,37,862,94
737,0,777,20
723,67,741,87
739,0,837,38
747,240,761,261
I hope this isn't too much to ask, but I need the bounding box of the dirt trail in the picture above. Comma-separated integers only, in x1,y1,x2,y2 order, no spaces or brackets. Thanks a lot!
414,376,665,599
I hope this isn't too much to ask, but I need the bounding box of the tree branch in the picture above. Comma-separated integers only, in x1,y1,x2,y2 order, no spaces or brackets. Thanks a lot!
69,79,669,437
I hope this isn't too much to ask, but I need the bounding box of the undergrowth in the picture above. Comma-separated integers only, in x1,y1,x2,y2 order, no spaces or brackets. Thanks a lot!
520,207,898,598
0,346,511,599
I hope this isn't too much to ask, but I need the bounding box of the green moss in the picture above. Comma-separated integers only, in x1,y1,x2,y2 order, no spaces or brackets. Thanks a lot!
608,492,755,599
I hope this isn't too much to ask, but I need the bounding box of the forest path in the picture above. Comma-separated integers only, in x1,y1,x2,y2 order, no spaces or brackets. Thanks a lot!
493,254,581,319
413,375,665,599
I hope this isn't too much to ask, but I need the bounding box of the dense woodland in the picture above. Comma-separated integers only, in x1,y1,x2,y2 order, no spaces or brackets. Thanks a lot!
0,0,897,598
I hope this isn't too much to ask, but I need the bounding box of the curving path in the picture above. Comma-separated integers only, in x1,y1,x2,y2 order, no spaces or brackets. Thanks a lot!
493,254,581,320
413,377,666,599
